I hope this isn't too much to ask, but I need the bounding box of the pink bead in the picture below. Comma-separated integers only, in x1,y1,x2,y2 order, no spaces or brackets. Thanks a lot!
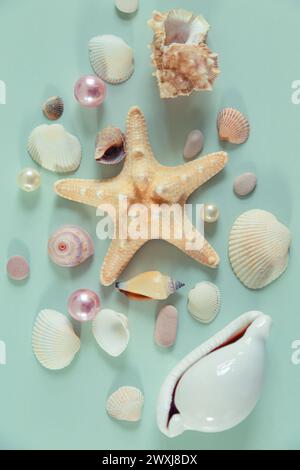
74,75,106,108
7,256,30,281
68,289,100,322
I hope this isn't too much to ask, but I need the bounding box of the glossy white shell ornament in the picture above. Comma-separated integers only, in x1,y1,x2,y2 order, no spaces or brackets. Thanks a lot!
48,225,94,267
157,311,272,436
92,309,129,357
88,35,134,84
32,309,80,370
106,386,144,422
229,210,291,289
188,281,221,323
27,124,82,173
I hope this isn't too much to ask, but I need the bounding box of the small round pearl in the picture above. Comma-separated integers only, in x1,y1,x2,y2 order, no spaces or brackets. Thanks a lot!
202,204,220,223
74,75,106,108
68,289,100,322
17,168,41,192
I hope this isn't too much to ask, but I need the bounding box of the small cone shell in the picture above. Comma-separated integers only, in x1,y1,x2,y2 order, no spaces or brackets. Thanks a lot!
116,271,185,300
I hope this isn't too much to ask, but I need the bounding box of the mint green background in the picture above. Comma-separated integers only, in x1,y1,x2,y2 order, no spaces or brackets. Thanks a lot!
0,0,299,450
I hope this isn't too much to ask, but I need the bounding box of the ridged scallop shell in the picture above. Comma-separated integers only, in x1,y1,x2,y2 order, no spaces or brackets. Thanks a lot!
157,311,272,436
188,282,221,324
95,126,125,165
106,386,144,422
43,96,64,121
48,225,94,267
32,309,80,370
217,108,250,144
92,309,129,357
229,210,291,289
116,271,185,301
27,124,82,173
88,35,134,84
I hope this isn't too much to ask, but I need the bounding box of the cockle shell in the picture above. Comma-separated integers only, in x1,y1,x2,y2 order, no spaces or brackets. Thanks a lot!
43,96,64,121
115,0,138,14
116,271,185,301
94,126,126,165
92,309,129,357
157,311,272,436
229,210,291,289
88,35,134,84
188,281,221,324
32,309,80,370
106,386,144,422
217,108,250,144
48,225,94,267
154,305,178,347
27,124,82,173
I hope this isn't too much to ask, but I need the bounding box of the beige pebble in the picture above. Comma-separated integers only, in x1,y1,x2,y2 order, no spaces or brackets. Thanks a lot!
233,172,257,197
183,130,204,160
154,305,178,348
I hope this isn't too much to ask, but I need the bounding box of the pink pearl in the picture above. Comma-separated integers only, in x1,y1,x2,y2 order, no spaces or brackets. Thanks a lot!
68,289,100,322
74,75,106,108
7,255,30,281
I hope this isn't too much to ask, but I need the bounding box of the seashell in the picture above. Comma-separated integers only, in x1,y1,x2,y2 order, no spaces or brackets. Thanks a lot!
32,309,80,370
116,271,185,301
106,386,144,422
48,225,94,267
27,124,82,173
94,126,126,165
188,281,221,324
115,0,138,14
157,311,272,436
43,96,64,121
183,130,204,160
88,35,134,84
229,210,291,289
155,305,178,347
233,172,257,197
92,309,129,357
217,108,250,144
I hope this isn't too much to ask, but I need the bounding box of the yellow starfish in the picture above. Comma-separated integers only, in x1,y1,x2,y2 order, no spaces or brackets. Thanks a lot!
55,107,228,286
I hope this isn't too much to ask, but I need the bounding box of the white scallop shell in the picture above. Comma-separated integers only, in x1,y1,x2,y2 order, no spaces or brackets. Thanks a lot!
157,311,272,436
188,282,221,324
106,386,144,422
32,309,80,370
88,35,134,84
27,124,82,173
229,209,291,289
92,309,129,357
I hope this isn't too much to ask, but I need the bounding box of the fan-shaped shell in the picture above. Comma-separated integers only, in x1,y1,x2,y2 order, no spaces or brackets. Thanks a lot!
188,282,221,323
32,309,80,370
217,108,250,144
92,309,129,357
27,124,82,173
229,209,291,289
95,126,125,165
88,35,134,84
106,386,144,422
43,96,64,121
48,225,94,267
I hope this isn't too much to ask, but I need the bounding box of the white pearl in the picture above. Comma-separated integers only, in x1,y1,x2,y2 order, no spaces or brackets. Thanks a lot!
17,168,41,192
115,0,138,14
203,204,220,223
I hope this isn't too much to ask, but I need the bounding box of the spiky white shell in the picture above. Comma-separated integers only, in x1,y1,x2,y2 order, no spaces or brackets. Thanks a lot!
32,309,80,370
88,35,134,84
188,281,221,323
229,209,291,289
92,309,129,357
217,108,250,144
106,386,144,422
27,124,82,173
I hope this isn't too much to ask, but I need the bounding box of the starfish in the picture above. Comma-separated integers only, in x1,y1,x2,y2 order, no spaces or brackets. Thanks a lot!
55,107,228,286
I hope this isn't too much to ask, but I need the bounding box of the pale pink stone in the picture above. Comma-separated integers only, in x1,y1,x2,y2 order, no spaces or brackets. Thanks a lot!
154,305,178,348
7,256,30,281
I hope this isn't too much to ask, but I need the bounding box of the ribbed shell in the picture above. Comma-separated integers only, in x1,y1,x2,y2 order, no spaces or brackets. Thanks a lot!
94,126,125,165
229,210,291,289
48,225,94,267
106,386,144,422
27,124,82,173
88,35,134,84
32,309,80,370
217,108,250,144
188,281,221,323
43,96,64,121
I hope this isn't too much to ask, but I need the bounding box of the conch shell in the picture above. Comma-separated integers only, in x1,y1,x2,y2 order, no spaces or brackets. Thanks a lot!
148,9,220,99
116,271,185,300
157,311,272,436
94,126,126,165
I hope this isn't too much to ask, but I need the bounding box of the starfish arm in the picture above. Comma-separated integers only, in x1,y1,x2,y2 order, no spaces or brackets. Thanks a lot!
101,238,147,286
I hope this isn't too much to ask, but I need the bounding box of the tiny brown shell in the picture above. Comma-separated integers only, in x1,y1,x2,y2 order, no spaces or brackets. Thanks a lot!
217,108,250,144
43,96,64,121
94,126,126,165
